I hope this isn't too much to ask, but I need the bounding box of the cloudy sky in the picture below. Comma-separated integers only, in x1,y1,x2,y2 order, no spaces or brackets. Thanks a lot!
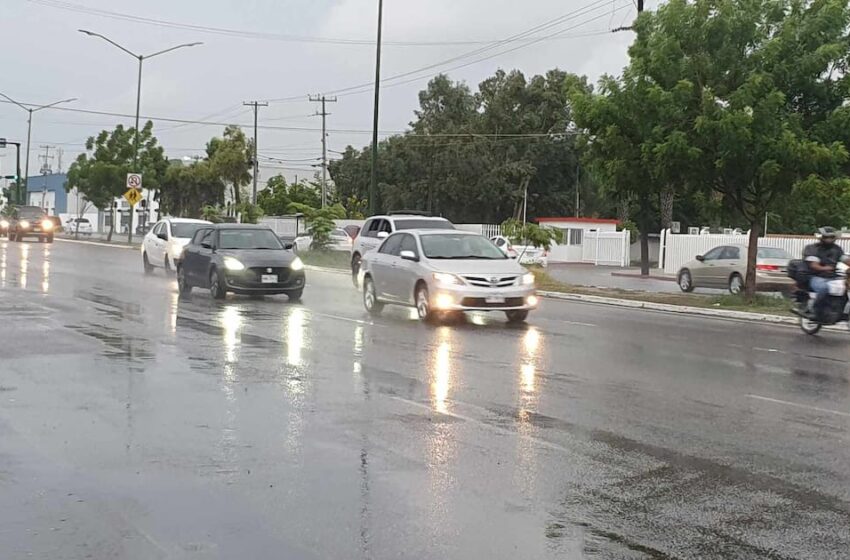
0,0,653,185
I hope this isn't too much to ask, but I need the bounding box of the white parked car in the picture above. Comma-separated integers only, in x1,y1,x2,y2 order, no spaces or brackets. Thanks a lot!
142,218,212,274
66,217,93,235
490,235,549,267
293,228,354,253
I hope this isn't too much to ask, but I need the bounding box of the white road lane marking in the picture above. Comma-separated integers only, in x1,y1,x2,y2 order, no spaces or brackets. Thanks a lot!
747,394,850,418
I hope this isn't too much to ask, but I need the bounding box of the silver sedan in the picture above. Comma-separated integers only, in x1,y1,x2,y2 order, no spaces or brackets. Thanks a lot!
360,230,538,323
677,244,794,294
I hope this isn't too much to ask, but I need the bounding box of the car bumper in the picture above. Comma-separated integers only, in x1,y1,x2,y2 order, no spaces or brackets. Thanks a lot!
430,284,538,311
224,270,305,294
755,274,794,291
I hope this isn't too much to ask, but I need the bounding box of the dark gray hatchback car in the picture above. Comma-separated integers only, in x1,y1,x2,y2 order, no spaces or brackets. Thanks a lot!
177,224,305,300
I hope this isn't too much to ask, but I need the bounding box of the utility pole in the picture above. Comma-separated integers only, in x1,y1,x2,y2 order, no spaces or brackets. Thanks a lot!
38,145,54,175
370,0,384,215
575,162,581,217
243,100,268,205
310,94,338,208
612,0,644,32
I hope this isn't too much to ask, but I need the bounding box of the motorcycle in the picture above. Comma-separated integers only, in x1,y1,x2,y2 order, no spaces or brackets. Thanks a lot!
797,263,850,335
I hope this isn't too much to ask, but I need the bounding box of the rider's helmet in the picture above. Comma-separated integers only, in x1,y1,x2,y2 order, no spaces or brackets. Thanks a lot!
818,226,838,241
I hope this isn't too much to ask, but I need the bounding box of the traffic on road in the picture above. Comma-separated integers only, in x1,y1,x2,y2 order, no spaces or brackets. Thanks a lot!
2,232,850,559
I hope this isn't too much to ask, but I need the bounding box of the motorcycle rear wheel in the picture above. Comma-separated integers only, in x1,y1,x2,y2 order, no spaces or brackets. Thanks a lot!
799,316,822,335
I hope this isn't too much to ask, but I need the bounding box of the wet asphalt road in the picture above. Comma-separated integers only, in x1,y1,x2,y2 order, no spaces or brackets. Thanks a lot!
1,239,850,560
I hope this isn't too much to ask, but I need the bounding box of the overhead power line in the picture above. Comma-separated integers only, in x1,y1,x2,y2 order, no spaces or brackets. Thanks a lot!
30,0,621,47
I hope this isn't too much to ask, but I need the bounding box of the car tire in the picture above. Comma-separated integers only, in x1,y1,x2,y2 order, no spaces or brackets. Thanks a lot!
505,310,529,323
177,265,192,296
678,269,694,292
415,284,435,322
209,268,227,300
363,276,383,315
46,234,53,244
143,252,154,275
351,253,362,288
729,273,744,295
286,289,303,303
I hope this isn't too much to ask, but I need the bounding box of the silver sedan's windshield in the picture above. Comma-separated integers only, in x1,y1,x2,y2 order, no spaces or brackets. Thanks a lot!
420,234,507,260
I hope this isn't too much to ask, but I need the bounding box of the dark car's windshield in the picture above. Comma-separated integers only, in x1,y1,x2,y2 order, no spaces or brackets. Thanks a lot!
219,229,283,250
394,219,454,230
18,207,46,218
171,223,206,239
421,233,507,260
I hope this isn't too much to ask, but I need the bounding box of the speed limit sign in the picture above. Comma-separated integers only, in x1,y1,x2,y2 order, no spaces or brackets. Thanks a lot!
126,173,143,190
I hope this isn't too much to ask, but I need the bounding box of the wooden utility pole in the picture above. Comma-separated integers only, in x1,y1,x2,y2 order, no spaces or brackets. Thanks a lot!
310,95,338,208
243,100,268,205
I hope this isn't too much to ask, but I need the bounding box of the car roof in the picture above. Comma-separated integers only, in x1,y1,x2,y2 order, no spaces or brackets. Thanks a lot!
404,229,477,236
208,223,273,230
368,214,451,221
165,217,211,224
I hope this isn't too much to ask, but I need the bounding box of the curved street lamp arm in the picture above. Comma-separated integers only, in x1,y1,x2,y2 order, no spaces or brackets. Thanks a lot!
0,91,31,112
144,42,203,60
78,29,139,59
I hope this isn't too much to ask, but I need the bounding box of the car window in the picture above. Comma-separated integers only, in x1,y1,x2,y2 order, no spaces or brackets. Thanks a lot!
399,234,418,256
378,234,403,256
379,220,393,234
190,228,208,244
757,247,791,259
218,229,283,250
171,223,206,239
494,237,506,247
363,219,379,238
721,247,741,260
152,222,164,236
420,233,507,260
702,246,725,261
199,229,215,247
393,218,453,230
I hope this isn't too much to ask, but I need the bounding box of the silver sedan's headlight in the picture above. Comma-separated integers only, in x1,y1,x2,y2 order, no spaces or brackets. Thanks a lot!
521,272,535,286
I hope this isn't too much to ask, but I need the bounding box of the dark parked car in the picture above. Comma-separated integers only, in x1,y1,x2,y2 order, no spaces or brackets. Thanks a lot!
177,224,305,301
6,205,55,243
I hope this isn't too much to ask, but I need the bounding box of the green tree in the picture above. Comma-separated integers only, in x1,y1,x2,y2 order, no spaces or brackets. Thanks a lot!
158,160,225,218
501,218,560,250
207,125,252,210
66,122,168,241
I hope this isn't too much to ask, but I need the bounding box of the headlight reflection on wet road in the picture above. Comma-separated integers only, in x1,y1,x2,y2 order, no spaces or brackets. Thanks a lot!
41,246,50,293
19,243,29,289
432,327,453,414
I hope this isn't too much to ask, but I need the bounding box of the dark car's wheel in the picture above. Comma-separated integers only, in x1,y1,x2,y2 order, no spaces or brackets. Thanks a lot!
728,273,744,295
46,234,53,244
286,289,303,303
177,265,192,296
415,284,435,322
142,252,154,275
678,269,694,292
363,276,383,315
351,253,362,288
505,310,529,323
210,268,227,300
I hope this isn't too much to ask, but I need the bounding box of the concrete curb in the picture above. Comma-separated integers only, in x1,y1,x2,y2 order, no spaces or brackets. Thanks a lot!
610,271,676,282
56,237,138,250
538,290,796,325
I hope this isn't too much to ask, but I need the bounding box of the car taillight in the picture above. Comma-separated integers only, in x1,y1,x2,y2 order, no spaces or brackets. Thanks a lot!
756,264,780,271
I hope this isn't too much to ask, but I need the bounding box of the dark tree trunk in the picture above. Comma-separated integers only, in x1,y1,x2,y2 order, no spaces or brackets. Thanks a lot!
744,220,762,301
660,185,674,229
637,194,652,276
107,207,115,242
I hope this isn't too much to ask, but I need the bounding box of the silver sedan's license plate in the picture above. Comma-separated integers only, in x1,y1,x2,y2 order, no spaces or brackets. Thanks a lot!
261,274,278,284
485,295,505,304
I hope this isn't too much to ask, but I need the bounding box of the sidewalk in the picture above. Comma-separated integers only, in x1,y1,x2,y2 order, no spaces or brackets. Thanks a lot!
546,263,690,294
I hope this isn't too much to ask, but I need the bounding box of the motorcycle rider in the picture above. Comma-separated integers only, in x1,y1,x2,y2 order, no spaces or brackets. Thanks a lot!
798,227,849,321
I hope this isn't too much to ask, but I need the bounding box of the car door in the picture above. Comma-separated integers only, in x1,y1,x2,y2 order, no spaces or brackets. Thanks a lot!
152,222,169,266
716,246,743,284
371,234,403,299
144,222,160,264
195,229,218,287
185,228,214,285
391,233,421,304
690,246,725,286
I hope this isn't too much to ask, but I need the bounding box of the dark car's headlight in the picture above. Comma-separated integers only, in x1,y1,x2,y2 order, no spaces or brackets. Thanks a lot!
290,257,304,271
223,256,245,271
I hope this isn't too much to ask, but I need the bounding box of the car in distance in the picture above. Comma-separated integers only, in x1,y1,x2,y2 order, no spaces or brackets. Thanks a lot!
177,224,305,301
6,205,55,243
293,227,353,253
678,244,794,294
351,213,455,286
142,217,211,274
361,229,538,323
65,217,93,236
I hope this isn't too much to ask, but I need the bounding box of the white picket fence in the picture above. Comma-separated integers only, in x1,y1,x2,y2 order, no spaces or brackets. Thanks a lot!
455,223,503,238
659,229,850,274
580,230,631,266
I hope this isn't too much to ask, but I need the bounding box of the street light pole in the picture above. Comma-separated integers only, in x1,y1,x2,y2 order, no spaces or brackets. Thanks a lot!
78,30,202,243
0,92,76,204
369,0,384,216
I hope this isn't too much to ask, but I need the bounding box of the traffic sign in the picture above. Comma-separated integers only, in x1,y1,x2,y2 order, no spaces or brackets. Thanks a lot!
124,188,143,206
126,173,142,190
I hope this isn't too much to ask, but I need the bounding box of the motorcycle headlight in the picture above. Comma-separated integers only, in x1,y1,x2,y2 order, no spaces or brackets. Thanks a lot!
290,257,304,271
433,272,464,286
521,272,535,286
19,220,30,229
223,256,245,271
41,219,54,230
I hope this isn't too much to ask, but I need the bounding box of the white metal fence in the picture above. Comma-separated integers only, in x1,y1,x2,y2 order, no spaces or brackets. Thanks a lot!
455,223,503,238
580,230,631,266
659,228,850,274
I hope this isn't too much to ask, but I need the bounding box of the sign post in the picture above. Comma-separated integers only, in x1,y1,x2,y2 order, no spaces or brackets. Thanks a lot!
125,173,142,244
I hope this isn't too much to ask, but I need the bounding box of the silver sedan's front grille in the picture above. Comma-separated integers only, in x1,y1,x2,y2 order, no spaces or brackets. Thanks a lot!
462,275,519,288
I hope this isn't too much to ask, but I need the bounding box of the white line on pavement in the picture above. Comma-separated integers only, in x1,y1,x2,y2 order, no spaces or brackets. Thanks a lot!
55,237,137,250
746,394,850,418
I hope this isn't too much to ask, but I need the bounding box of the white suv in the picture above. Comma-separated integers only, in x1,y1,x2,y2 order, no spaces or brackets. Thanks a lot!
350,213,454,286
